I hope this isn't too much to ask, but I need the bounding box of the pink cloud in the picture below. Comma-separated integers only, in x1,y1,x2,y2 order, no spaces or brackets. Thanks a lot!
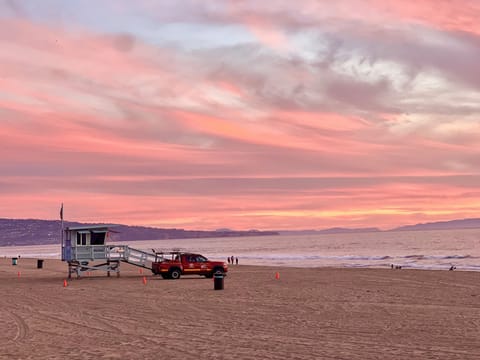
365,0,480,35
225,0,480,36
272,110,367,132
240,14,289,50
214,81,244,97
1,5,480,231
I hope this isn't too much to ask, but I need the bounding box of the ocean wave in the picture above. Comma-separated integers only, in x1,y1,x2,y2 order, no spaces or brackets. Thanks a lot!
404,254,425,259
239,254,391,261
234,253,478,263
400,254,474,260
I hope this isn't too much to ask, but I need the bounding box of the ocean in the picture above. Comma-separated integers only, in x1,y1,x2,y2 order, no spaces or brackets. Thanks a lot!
1,228,480,271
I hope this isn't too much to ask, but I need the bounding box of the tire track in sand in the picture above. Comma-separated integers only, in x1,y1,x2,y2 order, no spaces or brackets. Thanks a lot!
7,311,29,342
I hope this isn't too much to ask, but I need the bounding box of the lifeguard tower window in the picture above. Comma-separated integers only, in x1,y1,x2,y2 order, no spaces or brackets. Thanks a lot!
76,233,87,246
91,231,106,245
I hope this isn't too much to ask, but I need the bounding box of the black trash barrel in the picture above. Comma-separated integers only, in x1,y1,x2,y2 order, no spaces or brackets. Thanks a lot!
12,257,18,266
214,272,224,290
37,259,44,269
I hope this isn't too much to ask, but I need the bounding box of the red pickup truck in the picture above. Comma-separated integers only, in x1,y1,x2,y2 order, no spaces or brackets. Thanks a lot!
151,251,228,279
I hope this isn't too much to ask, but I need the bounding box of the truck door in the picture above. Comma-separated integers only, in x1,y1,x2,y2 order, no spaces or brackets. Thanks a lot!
194,255,209,274
183,255,199,274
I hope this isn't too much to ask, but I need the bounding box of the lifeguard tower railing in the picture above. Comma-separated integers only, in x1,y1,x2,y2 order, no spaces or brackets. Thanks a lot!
62,245,157,270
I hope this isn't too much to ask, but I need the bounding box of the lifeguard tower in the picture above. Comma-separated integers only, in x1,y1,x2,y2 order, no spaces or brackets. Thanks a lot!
61,225,157,278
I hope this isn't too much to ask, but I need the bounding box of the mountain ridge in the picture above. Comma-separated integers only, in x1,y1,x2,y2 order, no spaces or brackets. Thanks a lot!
0,218,279,246
277,218,480,235
390,218,480,232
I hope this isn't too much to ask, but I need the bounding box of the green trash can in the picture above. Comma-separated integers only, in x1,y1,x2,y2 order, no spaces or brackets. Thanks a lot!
12,257,18,266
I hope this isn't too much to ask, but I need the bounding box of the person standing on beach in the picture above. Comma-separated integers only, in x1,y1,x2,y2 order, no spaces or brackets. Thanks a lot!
227,257,231,264
235,257,238,265
231,256,234,264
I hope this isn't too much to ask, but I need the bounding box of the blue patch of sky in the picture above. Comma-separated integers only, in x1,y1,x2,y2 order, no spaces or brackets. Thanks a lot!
149,23,255,50
0,0,255,50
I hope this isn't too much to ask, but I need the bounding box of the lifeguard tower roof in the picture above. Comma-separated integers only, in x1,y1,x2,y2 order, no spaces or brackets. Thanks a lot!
66,225,118,231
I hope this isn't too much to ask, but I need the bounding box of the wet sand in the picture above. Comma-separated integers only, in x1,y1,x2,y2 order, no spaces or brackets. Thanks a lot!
1,258,480,359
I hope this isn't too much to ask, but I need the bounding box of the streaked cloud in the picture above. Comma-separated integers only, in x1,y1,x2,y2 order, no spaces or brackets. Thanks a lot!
0,0,479,230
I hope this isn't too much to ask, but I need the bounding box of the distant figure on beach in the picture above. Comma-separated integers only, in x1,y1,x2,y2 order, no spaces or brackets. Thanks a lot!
235,257,238,265
231,256,234,264
227,257,231,264
449,265,456,271
391,264,394,269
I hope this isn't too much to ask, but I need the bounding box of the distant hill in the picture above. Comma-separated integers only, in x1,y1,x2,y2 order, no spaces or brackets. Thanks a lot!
278,219,480,236
318,227,380,234
0,218,279,246
391,218,480,232
278,227,380,235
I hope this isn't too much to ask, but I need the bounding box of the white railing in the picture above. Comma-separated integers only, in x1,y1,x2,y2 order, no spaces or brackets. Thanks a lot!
62,244,156,269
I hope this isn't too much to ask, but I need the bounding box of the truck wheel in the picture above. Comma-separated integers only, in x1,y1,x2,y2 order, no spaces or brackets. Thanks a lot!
170,268,181,280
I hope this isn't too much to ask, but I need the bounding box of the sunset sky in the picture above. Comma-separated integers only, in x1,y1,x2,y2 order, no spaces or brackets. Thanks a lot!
1,0,480,231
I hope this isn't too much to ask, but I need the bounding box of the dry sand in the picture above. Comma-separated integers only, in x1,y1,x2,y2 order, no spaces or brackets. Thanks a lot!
1,258,480,359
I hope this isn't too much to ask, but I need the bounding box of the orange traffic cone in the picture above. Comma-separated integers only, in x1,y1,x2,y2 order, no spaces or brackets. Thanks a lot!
275,272,280,280
63,279,68,287
142,276,147,285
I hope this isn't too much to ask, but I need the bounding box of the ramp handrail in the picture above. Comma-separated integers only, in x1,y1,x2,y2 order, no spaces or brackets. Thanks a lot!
106,245,156,269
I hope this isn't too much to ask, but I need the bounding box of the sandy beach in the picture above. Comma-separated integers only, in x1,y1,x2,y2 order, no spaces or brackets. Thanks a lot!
1,258,480,359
